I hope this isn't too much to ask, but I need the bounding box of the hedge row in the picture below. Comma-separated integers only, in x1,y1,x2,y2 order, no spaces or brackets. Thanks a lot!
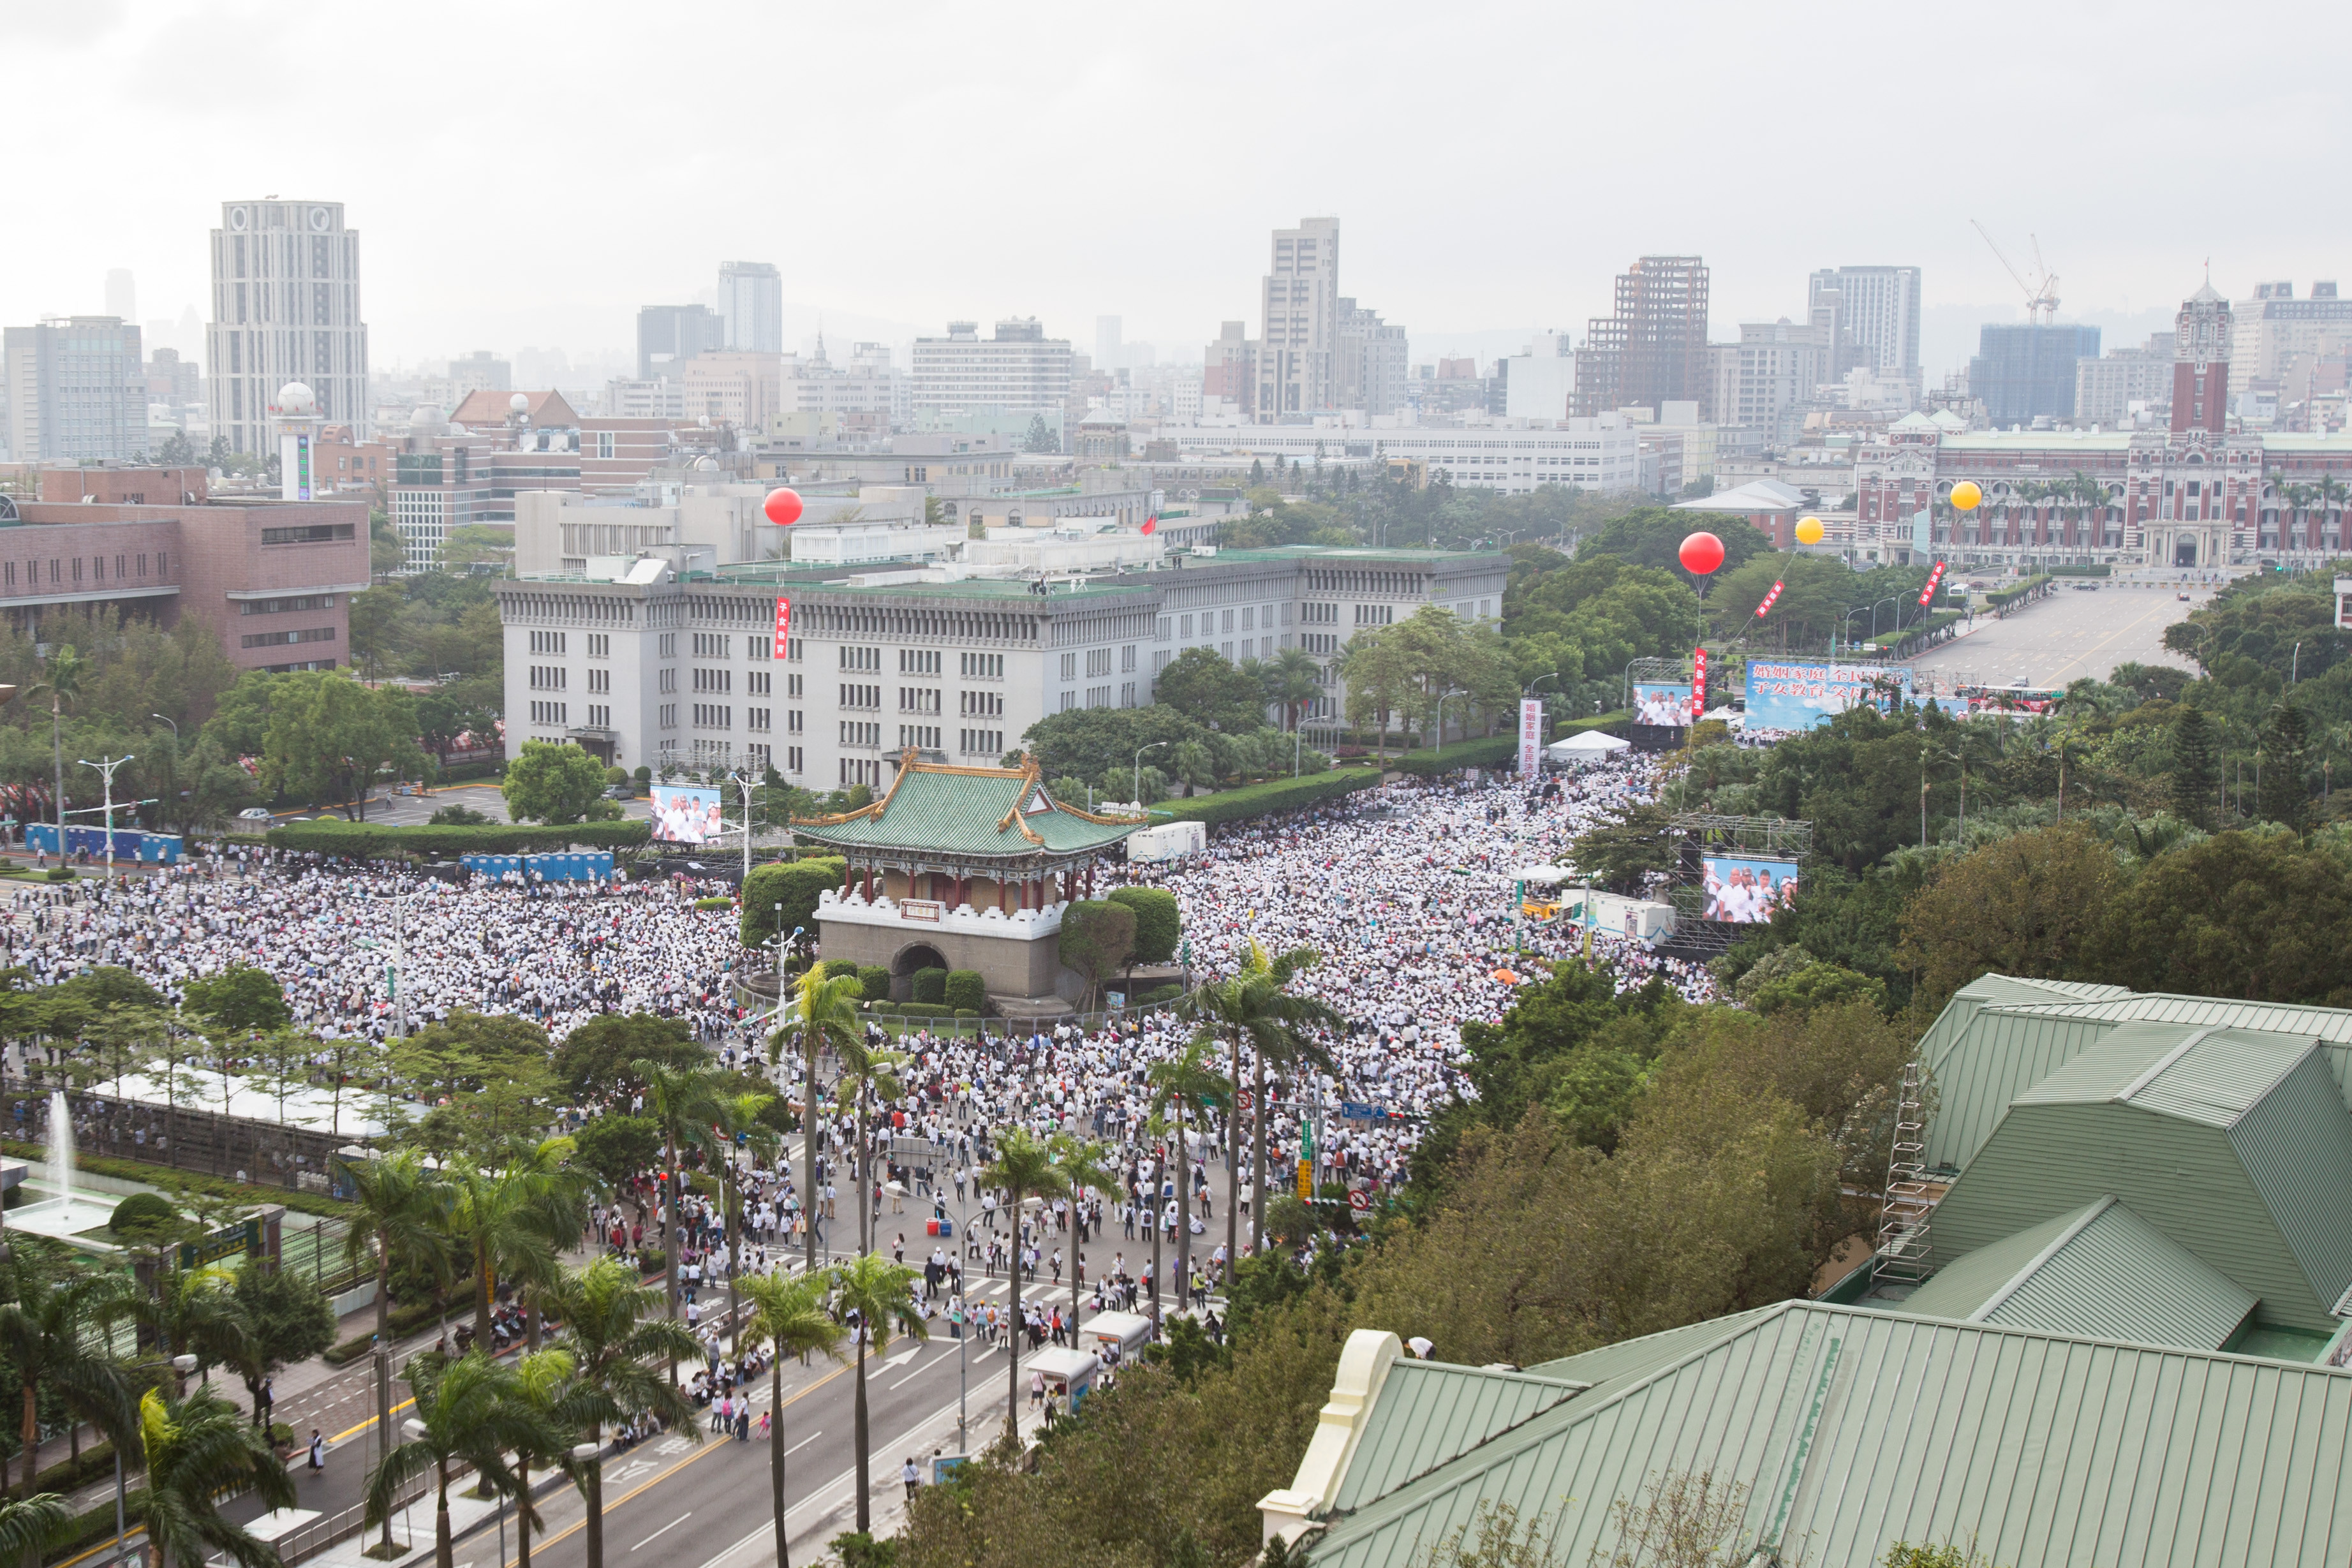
1387,710,1629,776
1987,574,2054,610
263,820,651,857
1155,767,1382,825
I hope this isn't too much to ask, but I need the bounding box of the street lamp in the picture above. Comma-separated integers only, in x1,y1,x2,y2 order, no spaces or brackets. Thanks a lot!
1134,741,1169,806
1430,688,1467,760
75,755,133,883
149,714,178,740
573,1440,605,1568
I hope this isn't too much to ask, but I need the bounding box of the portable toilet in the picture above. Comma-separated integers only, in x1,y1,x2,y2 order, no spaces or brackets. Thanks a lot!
1079,1309,1154,1363
1027,1345,1101,1417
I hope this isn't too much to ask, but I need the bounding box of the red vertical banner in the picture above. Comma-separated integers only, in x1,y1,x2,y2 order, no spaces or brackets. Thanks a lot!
1692,647,1708,713
1753,581,1784,619
772,595,792,658
1917,561,1947,606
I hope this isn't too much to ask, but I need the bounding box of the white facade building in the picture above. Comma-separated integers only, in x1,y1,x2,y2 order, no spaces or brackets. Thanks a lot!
207,201,369,454
910,320,1072,421
1257,218,1342,420
495,542,1507,783
1149,418,1640,496
1807,265,1921,385
716,262,783,354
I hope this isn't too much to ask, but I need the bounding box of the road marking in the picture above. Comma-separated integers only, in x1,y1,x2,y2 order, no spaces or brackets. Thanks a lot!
332,1393,418,1444
632,1513,692,1551
783,1430,822,1457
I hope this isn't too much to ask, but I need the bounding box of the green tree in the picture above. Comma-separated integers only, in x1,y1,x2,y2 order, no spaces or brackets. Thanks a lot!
2169,706,2219,829
447,1139,584,1349
181,965,290,1034
1023,414,1058,454
2258,700,2311,827
833,1037,906,1255
536,1257,699,1449
979,1129,1063,1444
739,857,846,948
260,670,425,820
1153,649,1271,735
140,1387,294,1568
24,644,85,852
632,1058,729,1349
784,969,867,1271
737,1271,847,1568
339,1150,455,1552
548,1012,701,1098
1106,885,1181,964
572,1113,660,1188
225,1257,336,1426
827,1254,928,1536
1147,1037,1223,1317
1181,939,1339,1261
1896,825,2127,1011
502,738,616,825
0,1242,131,1493
2103,829,2352,1002
366,1352,558,1568
1058,901,1136,1009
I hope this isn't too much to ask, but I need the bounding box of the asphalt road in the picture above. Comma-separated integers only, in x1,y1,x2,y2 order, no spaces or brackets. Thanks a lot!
1904,580,2215,690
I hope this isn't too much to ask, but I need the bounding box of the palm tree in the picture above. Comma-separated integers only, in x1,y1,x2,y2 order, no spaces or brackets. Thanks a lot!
1147,1039,1224,1320
788,969,867,1274
1167,741,1216,799
532,1258,700,1568
630,1057,727,1349
979,1128,1062,1446
23,645,84,857
140,1387,293,1568
447,1137,582,1349
506,1348,598,1568
1183,939,1339,1257
366,1352,557,1568
737,1271,847,1568
832,1038,906,1257
827,1252,926,1534
129,1264,250,1398
339,1150,454,1553
0,1493,68,1565
1264,646,1322,732
0,1243,131,1495
1047,1134,1120,1343
697,1091,778,1355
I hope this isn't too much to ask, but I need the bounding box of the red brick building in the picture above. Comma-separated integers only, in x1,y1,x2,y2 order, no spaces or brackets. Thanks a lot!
2,466,369,673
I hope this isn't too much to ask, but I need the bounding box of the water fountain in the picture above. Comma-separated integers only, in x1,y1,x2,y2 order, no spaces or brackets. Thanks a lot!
9,1091,127,1250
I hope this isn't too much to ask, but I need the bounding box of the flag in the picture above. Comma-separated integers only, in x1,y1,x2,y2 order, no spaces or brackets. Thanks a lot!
1753,580,1784,618
1918,561,1947,607
1140,514,1157,536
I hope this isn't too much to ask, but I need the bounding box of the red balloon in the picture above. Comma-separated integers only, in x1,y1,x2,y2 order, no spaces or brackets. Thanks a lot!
1678,531,1726,574
763,487,804,527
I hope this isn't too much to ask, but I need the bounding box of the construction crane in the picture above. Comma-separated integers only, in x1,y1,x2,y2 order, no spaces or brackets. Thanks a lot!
1971,220,2061,324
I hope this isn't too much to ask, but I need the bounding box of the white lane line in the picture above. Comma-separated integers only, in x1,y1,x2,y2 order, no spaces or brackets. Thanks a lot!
783,1430,823,1458
632,1513,692,1551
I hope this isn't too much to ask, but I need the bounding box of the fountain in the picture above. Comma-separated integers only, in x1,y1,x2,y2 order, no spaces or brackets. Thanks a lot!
9,1091,127,1251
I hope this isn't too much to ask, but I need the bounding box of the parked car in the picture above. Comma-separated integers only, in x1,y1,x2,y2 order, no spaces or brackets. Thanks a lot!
603,785,631,800
236,806,274,821
2177,592,2191,601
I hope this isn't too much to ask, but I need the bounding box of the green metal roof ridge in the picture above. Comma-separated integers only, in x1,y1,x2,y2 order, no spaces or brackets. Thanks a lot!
1900,1202,2100,1321
2013,1023,2316,1127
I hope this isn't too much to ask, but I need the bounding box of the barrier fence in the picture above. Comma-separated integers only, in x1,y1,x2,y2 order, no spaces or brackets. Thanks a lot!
2,1077,357,1195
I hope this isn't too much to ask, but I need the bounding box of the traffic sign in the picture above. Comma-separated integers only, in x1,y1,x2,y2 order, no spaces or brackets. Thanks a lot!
1237,1090,1254,1111
1347,1189,1370,1212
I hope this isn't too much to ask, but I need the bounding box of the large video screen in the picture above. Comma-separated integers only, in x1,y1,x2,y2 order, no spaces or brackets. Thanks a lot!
1632,683,1696,728
1743,662,1912,733
1702,856,1800,924
649,785,725,845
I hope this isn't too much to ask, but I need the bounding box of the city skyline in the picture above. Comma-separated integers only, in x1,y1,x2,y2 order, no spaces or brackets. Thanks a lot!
3,0,2343,386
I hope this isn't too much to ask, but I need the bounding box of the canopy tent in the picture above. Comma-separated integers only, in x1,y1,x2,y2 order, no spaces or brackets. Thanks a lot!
1545,730,1631,760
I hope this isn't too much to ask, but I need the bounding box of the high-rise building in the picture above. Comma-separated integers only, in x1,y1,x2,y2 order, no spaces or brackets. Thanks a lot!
1574,256,1711,419
1807,265,1921,385
105,270,136,323
716,263,782,355
1967,323,2101,426
447,351,511,396
1710,317,1835,445
909,319,1073,423
1255,217,1342,421
1096,316,1123,372
2074,336,2174,427
4,317,148,462
207,200,369,454
1203,322,1254,415
1335,299,1410,418
637,304,721,380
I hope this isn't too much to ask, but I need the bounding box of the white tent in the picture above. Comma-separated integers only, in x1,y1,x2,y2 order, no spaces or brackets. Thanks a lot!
1546,730,1631,760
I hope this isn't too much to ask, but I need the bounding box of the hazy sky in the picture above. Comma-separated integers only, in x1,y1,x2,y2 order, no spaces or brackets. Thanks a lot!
6,0,2346,385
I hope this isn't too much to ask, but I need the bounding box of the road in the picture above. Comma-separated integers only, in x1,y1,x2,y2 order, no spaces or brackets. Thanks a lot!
1904,579,2214,690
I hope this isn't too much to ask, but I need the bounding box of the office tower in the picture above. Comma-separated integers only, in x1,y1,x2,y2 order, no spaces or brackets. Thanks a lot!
1710,318,1835,445
2074,336,2173,427
1574,255,1710,418
909,318,1073,421
1095,316,1123,372
1255,217,1342,421
1203,322,1254,414
206,200,369,454
637,304,721,380
447,351,511,396
106,270,137,322
1967,323,2102,425
3,317,147,461
1807,265,1922,383
716,262,783,354
1335,299,1409,417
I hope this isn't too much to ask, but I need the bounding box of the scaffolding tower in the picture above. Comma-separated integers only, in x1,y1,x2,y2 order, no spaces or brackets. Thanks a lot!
1873,1056,1934,1287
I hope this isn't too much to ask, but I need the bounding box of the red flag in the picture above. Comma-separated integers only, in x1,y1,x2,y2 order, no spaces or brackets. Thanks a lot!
1753,580,1784,619
1917,561,1947,607
1141,514,1157,536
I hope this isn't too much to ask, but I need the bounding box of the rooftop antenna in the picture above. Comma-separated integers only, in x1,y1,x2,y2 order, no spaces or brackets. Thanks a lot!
1971,219,2060,324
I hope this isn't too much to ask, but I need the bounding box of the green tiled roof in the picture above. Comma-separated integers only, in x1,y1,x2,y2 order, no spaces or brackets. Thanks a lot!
1304,1301,2352,1568
1902,1195,2257,1351
792,759,1140,862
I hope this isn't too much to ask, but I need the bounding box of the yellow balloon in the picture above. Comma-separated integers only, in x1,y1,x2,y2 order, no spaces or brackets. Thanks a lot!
1794,515,1824,545
1949,480,1983,512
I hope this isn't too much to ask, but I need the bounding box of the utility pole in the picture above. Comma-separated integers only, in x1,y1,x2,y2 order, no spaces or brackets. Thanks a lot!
75,754,134,883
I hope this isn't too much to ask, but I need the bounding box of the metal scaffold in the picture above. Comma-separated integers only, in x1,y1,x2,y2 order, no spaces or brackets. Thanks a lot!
1873,1056,1935,1287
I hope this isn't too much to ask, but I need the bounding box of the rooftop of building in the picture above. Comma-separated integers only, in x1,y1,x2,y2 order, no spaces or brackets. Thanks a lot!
791,752,1140,861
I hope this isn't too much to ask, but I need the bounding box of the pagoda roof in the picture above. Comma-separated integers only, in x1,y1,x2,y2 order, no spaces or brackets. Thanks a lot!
791,751,1144,861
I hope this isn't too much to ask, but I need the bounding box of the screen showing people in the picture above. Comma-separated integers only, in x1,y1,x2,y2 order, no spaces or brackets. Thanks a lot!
1702,856,1800,924
649,785,725,845
1633,683,1696,728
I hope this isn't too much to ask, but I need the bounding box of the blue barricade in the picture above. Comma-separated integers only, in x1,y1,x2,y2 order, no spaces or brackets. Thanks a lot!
24,823,182,864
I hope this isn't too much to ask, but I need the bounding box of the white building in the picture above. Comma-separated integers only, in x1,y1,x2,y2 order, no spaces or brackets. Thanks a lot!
207,200,369,454
910,320,1072,423
495,540,1508,784
1807,265,1921,386
1257,218,1342,421
1148,418,1640,496
1711,318,1834,447
717,262,783,354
